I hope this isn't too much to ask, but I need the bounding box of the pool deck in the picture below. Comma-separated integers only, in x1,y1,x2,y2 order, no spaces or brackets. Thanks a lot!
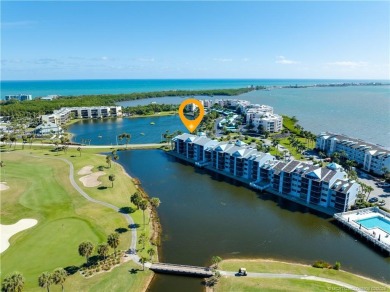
334,207,390,255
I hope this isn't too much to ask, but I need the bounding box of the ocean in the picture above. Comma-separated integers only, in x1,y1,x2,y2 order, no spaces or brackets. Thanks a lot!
1,78,388,98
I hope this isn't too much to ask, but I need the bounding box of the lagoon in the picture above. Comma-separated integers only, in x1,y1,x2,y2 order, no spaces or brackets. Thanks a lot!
118,150,390,291
69,116,186,145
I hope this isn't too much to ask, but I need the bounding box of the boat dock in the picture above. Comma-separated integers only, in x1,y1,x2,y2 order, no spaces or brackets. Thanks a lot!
150,263,215,277
334,207,390,255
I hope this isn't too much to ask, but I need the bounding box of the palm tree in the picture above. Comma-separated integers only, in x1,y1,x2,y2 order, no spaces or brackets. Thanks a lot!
96,243,109,260
211,256,222,269
150,197,161,209
77,147,81,157
38,272,53,292
105,155,111,168
2,272,25,292
108,174,115,188
138,232,147,250
139,256,148,271
10,136,16,150
366,185,374,201
78,241,94,264
51,268,67,292
130,192,142,209
118,133,131,149
139,200,149,228
147,248,155,261
271,138,280,149
107,233,120,257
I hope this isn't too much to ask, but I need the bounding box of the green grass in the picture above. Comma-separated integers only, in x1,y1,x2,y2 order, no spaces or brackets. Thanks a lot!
0,147,155,291
217,259,389,291
216,277,346,292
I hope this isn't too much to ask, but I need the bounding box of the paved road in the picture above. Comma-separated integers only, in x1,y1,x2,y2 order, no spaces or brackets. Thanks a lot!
28,154,141,265
219,271,372,291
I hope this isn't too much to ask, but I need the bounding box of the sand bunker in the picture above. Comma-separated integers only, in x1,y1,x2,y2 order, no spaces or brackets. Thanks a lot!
79,171,105,187
78,165,94,175
0,219,38,253
0,182,9,191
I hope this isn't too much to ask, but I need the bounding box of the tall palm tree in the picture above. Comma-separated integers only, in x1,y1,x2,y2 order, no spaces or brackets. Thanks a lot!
78,241,94,264
77,147,81,157
108,174,115,188
97,243,109,260
51,268,67,292
366,185,374,201
139,256,148,271
147,248,156,261
107,233,120,257
130,192,142,209
2,272,25,292
139,200,149,229
138,232,147,250
38,272,53,292
105,155,111,168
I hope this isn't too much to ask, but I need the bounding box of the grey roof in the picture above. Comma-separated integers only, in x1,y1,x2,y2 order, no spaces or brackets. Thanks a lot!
282,160,301,173
320,132,390,154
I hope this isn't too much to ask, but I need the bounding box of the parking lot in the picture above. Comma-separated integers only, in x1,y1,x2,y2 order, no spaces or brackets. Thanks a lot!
357,171,390,208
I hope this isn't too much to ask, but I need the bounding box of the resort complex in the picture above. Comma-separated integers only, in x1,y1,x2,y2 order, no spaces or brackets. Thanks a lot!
41,106,123,125
172,133,359,215
316,132,390,175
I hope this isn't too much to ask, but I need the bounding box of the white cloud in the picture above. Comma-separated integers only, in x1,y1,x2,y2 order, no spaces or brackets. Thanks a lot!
276,56,299,65
213,58,232,62
326,61,368,68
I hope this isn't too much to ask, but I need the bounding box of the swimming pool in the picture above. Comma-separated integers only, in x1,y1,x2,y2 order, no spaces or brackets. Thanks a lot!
357,216,390,234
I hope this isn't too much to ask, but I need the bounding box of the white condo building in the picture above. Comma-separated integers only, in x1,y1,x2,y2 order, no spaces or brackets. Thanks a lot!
172,133,358,214
41,106,123,125
316,132,390,175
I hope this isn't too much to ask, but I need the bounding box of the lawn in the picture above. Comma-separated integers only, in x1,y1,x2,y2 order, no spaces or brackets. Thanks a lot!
0,146,156,291
217,259,389,291
216,277,345,292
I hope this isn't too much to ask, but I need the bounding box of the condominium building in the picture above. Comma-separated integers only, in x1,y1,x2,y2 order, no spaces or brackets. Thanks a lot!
249,112,283,133
172,133,358,214
316,132,390,175
245,105,274,121
257,160,358,213
5,94,32,101
41,106,123,125
172,133,275,181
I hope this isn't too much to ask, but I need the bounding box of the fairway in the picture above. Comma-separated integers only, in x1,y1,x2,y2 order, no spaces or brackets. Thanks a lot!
0,148,154,291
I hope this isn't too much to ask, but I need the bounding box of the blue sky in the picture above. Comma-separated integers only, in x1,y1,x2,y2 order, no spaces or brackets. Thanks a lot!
1,1,389,80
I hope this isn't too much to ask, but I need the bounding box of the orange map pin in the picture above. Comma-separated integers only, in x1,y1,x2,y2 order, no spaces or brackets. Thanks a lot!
179,98,205,133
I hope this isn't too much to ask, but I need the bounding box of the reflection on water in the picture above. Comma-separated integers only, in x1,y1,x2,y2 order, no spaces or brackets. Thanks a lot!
117,150,390,291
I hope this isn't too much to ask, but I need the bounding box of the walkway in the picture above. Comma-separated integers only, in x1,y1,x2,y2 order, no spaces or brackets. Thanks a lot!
219,271,370,291
12,142,167,149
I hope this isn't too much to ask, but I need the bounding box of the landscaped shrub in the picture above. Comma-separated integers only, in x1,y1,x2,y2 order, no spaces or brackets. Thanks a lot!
333,261,341,270
312,260,332,269
98,165,104,171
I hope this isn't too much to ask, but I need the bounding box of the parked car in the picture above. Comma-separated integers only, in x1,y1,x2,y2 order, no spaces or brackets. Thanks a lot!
368,197,379,203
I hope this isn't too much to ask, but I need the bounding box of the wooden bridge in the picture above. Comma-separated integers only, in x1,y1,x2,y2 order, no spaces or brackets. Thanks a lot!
150,262,215,277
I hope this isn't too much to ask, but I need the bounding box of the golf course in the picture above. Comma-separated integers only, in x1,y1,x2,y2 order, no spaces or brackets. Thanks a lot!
0,144,156,291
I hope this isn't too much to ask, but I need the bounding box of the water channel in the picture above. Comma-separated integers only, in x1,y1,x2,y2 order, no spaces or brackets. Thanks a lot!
117,149,390,291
